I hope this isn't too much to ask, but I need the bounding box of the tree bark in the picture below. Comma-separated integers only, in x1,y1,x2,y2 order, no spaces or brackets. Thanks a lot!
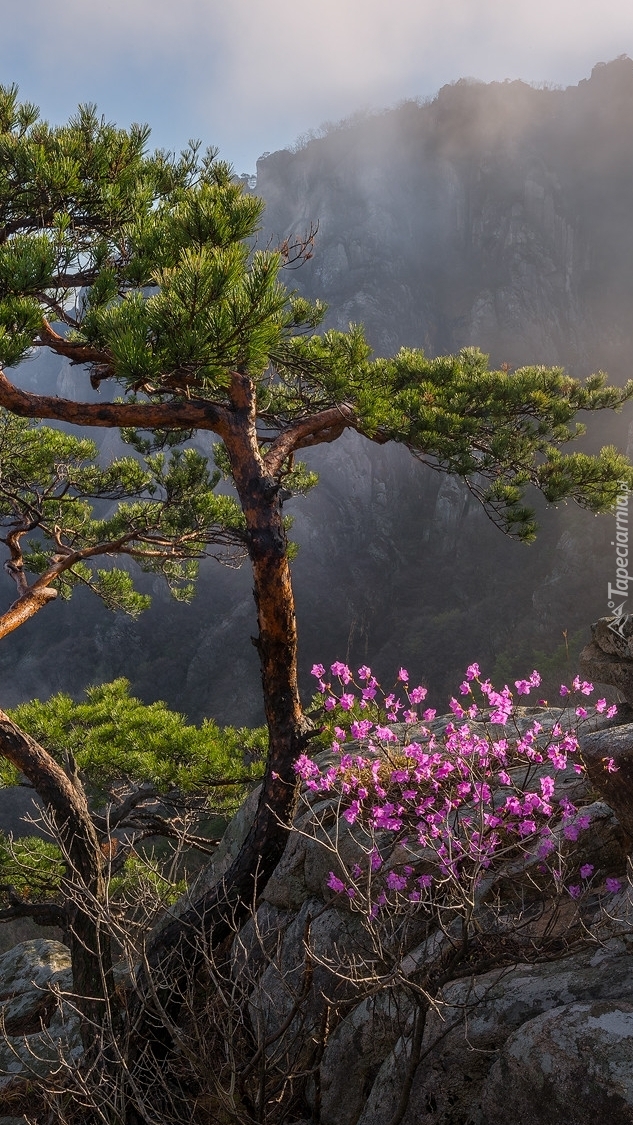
0,714,116,1040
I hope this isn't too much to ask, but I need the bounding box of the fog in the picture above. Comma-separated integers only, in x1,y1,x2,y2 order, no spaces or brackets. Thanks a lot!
1,1,633,170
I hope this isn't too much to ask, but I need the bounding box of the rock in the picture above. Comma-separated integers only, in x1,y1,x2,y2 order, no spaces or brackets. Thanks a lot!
581,724,633,838
0,940,81,1092
354,944,633,1125
0,940,71,1036
314,989,413,1125
481,1001,633,1124
591,616,633,660
579,640,633,705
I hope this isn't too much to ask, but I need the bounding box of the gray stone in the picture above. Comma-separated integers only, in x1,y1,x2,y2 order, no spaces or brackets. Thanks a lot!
579,640,633,705
592,615,633,660
481,1001,633,1124
355,945,633,1125
0,940,80,1092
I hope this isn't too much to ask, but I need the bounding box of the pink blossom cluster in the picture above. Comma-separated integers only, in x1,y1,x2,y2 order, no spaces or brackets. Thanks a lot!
297,663,622,913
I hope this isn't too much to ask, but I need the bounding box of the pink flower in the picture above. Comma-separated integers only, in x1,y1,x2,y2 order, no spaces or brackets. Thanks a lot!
311,663,325,679
595,698,607,713
560,685,570,697
466,663,480,681
370,849,383,871
331,661,352,682
515,679,531,695
575,707,588,719
386,871,408,891
607,705,618,718
398,668,409,682
327,872,345,894
605,757,619,774
498,770,512,786
351,719,373,739
529,671,542,687
459,681,471,696
409,685,427,704
339,693,356,711
540,776,555,799
343,801,361,825
358,665,372,680
423,709,437,721
334,726,346,741
324,697,336,711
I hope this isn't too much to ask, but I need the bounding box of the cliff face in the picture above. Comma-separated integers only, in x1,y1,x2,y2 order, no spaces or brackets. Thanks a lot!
1,61,633,722
258,56,633,376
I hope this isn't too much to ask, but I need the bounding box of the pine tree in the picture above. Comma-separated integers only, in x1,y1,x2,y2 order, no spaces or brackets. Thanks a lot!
1,83,632,1088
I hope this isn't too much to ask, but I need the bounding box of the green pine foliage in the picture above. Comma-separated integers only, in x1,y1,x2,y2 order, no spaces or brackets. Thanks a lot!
0,82,631,548
8,678,265,804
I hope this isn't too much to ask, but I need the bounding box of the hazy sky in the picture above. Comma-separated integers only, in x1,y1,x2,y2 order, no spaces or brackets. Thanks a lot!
1,1,632,173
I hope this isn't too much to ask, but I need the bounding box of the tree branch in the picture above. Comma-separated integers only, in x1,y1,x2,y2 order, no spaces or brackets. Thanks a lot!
0,895,66,928
0,369,230,435
262,404,363,476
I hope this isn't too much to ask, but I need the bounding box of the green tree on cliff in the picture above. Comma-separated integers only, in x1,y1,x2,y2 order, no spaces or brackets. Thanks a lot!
0,82,632,1081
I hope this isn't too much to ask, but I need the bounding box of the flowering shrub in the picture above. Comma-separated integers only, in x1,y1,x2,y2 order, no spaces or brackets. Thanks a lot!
295,663,621,922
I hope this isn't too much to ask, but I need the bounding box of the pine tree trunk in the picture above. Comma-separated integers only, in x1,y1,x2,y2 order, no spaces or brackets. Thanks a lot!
0,715,116,1039
123,375,309,1120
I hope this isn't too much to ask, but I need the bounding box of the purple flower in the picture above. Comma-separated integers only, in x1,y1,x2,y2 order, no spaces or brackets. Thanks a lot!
409,685,427,704
459,681,471,696
466,663,480,681
575,707,588,719
358,665,372,680
529,671,542,687
605,757,619,774
398,668,409,682
370,849,383,871
417,874,433,888
540,776,555,799
343,801,361,825
386,871,408,891
324,697,336,711
311,663,325,679
350,719,373,740
423,708,437,720
580,864,594,879
331,661,352,682
294,754,320,780
595,698,607,713
327,872,345,894
560,685,570,697
339,693,356,711
606,878,622,894
568,884,581,900
498,770,511,786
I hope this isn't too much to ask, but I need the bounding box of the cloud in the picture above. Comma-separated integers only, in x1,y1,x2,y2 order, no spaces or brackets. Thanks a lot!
1,0,633,169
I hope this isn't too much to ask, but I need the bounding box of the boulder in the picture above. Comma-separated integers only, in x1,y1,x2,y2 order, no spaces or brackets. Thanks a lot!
0,940,80,1092
481,1001,633,1124
352,944,633,1125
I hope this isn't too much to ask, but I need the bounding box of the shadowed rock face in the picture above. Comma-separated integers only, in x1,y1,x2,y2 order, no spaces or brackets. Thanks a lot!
1,62,633,724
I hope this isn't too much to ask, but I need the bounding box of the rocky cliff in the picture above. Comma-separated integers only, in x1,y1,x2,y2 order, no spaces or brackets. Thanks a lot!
2,60,633,720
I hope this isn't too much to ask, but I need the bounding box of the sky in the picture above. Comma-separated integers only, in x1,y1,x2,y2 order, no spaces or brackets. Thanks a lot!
1,0,633,174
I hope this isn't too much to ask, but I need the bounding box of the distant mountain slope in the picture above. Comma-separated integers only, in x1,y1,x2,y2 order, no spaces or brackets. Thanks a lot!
1,60,633,722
